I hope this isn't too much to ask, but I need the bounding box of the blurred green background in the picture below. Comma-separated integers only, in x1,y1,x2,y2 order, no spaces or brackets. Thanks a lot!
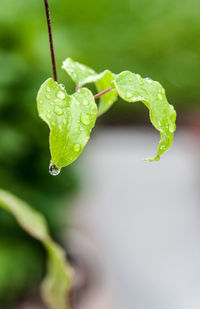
0,0,199,306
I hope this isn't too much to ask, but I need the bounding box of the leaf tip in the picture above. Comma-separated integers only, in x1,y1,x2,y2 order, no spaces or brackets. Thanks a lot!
145,155,160,162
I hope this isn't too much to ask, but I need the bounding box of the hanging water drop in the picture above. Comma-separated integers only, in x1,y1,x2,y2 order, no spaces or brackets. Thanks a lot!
46,86,51,92
49,164,60,176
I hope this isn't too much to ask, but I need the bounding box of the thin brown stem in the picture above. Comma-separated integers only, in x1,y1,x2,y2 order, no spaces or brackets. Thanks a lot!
75,84,82,92
94,86,113,100
43,0,58,82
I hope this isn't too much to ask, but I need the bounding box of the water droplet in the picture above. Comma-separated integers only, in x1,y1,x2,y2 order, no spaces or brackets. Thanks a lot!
63,119,67,125
60,84,65,90
54,106,63,115
136,74,141,79
83,99,89,106
126,92,132,99
158,94,162,100
46,94,51,99
74,144,81,152
169,123,175,133
160,145,167,151
46,86,51,92
81,113,91,125
49,164,60,176
47,113,51,119
145,77,153,83
39,99,43,104
75,101,80,107
128,78,133,82
57,91,65,99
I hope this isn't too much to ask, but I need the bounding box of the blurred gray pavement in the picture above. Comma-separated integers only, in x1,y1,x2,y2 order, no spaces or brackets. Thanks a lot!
68,127,200,309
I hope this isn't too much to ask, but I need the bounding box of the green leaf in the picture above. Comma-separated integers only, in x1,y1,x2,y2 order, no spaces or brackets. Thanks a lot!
62,58,117,115
37,78,97,173
96,70,118,116
0,189,72,309
62,57,98,86
113,71,176,161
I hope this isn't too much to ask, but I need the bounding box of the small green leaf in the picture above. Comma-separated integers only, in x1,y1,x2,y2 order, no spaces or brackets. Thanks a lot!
42,240,72,309
62,57,98,86
37,78,97,172
62,58,118,115
0,189,72,309
113,71,176,161
96,70,118,116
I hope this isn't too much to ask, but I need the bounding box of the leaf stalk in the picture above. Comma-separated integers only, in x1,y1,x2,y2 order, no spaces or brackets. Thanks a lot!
43,0,58,82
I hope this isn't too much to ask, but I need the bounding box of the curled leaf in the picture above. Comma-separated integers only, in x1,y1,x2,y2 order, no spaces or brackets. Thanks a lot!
96,70,118,116
0,189,72,309
113,71,176,161
62,58,117,115
37,78,97,172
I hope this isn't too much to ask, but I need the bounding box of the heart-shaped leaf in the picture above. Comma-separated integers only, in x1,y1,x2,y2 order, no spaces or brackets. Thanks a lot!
0,189,72,309
37,78,97,173
113,71,176,161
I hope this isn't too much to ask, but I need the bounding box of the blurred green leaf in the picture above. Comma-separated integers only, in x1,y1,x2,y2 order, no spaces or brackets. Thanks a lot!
0,189,72,309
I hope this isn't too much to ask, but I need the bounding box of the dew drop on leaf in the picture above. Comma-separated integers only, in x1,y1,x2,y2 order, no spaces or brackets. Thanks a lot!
46,94,51,99
57,91,66,99
83,99,89,106
125,92,132,99
145,77,153,83
60,84,65,90
81,113,91,125
74,144,81,152
49,164,60,176
54,106,63,115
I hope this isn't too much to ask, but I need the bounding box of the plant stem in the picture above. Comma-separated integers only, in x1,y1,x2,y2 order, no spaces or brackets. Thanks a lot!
94,86,113,100
75,84,82,92
43,0,58,82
